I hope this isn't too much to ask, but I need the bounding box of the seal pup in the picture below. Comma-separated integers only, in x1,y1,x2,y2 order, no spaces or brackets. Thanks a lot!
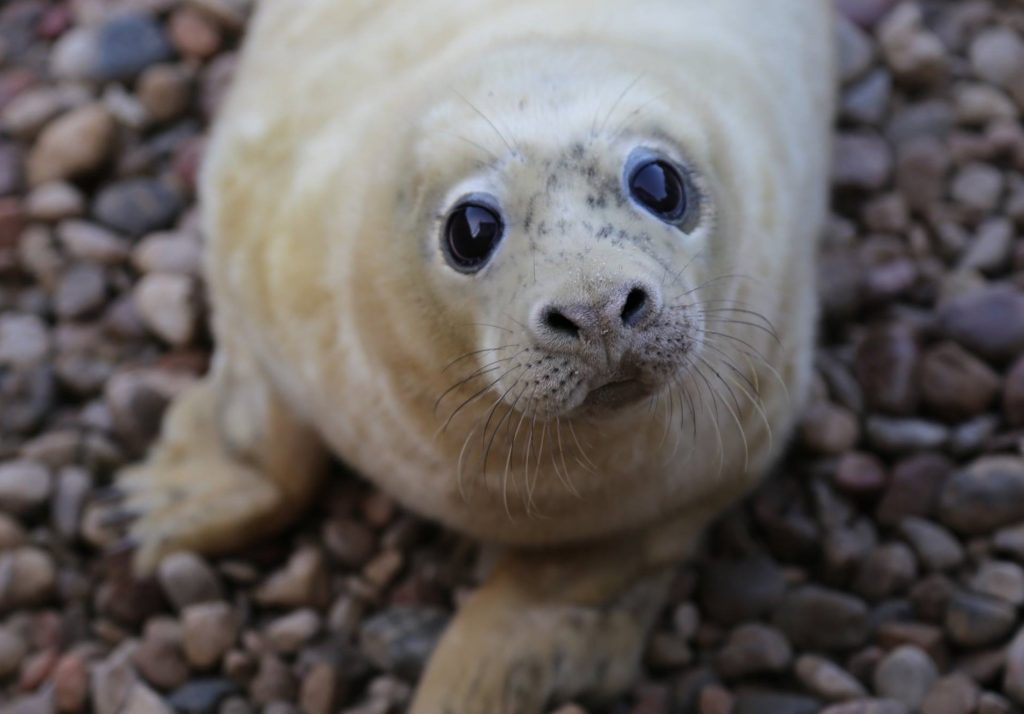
113,0,836,710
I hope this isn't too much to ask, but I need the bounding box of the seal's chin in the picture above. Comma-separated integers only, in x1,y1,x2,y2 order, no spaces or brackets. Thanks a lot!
580,378,653,411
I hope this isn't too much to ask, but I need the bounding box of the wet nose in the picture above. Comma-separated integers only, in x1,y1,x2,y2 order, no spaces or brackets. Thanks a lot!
533,283,661,347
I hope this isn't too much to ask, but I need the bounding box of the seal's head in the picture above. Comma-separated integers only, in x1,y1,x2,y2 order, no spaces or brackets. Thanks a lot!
404,46,735,423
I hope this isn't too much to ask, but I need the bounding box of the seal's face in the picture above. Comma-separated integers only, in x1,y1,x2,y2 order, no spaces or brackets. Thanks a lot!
414,49,729,424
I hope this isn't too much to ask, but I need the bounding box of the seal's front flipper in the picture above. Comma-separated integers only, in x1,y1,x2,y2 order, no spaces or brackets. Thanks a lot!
114,333,327,574
409,528,698,714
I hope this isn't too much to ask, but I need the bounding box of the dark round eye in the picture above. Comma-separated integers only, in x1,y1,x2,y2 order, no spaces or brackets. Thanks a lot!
628,159,687,222
444,202,504,272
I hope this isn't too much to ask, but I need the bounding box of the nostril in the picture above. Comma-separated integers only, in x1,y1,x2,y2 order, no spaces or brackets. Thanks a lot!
544,308,581,339
620,287,649,327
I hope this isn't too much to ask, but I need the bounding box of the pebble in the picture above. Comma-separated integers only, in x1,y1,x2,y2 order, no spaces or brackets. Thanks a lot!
104,368,196,453
838,0,899,28
873,645,938,710
855,324,918,414
800,401,860,455
168,679,238,714
919,342,999,421
363,548,404,590
359,607,449,680
994,523,1024,561
1004,626,1024,705
1004,356,1024,426
646,631,693,670
137,65,192,125
733,689,820,714
969,27,1024,90
939,457,1024,535
865,417,948,453
53,652,89,714
323,518,377,568
940,285,1024,365
899,517,964,571
700,556,786,625
27,103,115,186
834,452,887,496
134,272,197,344
157,551,223,610
838,15,875,84
699,686,734,714
266,609,321,655
820,700,909,714
0,459,50,515
182,601,238,670
254,547,329,608
854,542,917,600
50,27,99,81
951,163,1004,213
250,654,297,706
26,182,85,222
95,12,174,81
89,641,138,714
795,654,866,702
187,0,251,32
54,262,107,320
300,662,342,714
979,692,1014,714
0,626,26,679
0,142,24,199
843,69,892,124
0,514,26,550
877,2,947,83
954,83,1019,126
773,586,868,651
2,87,66,139
169,7,222,60
57,220,129,265
948,414,998,457
132,232,202,276
896,136,949,210
715,623,792,679
94,179,182,238
970,561,1024,607
833,132,892,190
945,590,1016,648
52,465,91,540
121,683,174,714
920,672,978,714
0,313,49,368
134,620,189,691
876,453,951,525
0,547,56,611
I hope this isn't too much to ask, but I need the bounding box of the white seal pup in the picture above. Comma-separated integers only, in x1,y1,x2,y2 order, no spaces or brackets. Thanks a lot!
113,0,836,710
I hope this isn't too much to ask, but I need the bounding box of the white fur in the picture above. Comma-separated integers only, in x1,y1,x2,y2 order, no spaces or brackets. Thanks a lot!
201,0,836,545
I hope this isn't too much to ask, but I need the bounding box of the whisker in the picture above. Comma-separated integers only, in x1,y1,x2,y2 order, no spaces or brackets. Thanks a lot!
554,417,581,498
452,88,518,157
482,377,532,478
568,420,599,473
685,355,724,477
442,344,520,373
610,90,674,142
440,363,525,433
698,355,750,473
595,72,645,137
433,350,525,415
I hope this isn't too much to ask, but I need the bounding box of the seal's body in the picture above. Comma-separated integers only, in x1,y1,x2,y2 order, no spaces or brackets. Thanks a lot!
117,1,835,710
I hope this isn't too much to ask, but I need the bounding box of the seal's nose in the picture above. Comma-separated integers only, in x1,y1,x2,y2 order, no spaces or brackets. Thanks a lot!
533,282,661,348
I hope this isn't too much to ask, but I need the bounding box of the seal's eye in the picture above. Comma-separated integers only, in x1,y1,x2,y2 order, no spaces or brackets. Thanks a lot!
444,202,504,272
628,159,687,222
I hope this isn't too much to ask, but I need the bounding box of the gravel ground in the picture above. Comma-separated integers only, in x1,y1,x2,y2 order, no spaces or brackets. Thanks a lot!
1,1,1024,713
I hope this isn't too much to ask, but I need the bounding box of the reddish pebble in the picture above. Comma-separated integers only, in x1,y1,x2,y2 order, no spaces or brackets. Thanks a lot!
19,648,58,691
53,653,89,713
